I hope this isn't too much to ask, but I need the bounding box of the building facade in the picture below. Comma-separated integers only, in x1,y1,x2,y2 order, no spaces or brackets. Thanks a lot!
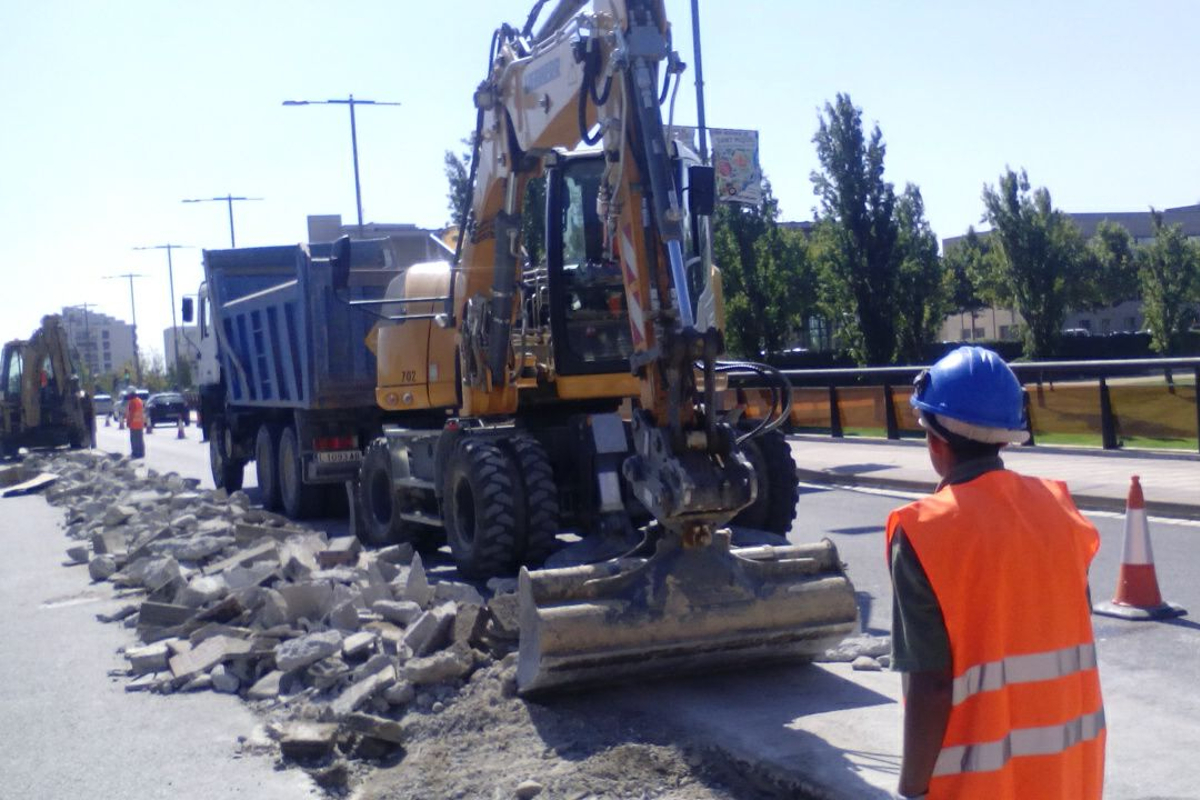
163,325,201,372
938,203,1200,342
59,306,136,380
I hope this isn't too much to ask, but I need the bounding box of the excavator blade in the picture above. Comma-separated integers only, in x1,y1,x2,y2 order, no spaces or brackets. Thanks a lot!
516,534,858,695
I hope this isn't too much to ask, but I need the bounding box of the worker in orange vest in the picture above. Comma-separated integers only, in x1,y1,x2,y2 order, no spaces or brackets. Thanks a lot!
126,393,146,459
887,346,1104,800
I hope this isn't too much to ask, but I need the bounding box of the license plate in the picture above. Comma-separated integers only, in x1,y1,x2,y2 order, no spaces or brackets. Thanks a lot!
316,450,362,464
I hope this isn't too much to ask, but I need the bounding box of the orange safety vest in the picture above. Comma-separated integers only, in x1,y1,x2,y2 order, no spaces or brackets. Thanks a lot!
886,470,1105,800
126,396,145,430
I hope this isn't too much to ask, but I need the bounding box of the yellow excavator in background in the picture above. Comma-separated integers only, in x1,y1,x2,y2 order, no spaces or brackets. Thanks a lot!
1,315,95,458
339,0,858,694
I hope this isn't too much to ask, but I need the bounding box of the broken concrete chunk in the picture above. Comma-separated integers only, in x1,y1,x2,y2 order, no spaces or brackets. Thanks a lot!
211,663,241,693
65,545,89,564
433,581,484,606
204,540,279,577
88,555,118,582
246,670,284,700
141,556,182,593
330,666,395,717
255,589,290,630
274,630,344,672
178,575,229,608
90,529,127,557
223,562,278,591
384,680,415,706
104,505,138,527
279,581,335,625
126,642,170,675
486,592,520,639
138,601,195,629
169,634,253,681
402,602,457,657
340,713,406,745
373,600,422,626
317,536,362,569
402,553,435,608
401,644,473,685
278,721,339,761
342,631,377,660
375,543,414,566
453,603,488,647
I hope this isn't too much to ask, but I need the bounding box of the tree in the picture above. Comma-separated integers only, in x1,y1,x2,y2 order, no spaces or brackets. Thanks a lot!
713,182,816,357
892,185,946,363
981,168,1086,358
1137,210,1200,354
942,227,994,340
810,93,899,365
443,138,472,229
1083,221,1139,309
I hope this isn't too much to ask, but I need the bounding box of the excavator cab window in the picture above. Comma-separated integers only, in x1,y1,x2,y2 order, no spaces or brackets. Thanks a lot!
546,155,631,375
3,348,21,399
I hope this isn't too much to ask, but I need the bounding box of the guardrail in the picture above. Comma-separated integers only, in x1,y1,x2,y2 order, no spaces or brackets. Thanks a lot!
729,357,1200,454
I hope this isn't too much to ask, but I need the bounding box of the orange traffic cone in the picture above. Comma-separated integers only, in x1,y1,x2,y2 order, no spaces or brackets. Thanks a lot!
176,417,186,439
1094,475,1186,620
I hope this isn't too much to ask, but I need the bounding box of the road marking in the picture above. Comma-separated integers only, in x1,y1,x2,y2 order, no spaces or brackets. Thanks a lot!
799,482,1200,528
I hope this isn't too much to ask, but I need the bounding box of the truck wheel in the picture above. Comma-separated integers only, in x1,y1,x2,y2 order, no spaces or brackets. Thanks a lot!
209,420,244,492
278,425,321,519
255,424,283,511
731,428,799,535
505,435,560,566
357,438,405,546
444,440,519,579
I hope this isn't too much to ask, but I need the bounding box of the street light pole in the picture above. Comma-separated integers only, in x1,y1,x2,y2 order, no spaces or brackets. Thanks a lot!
181,194,263,247
103,273,146,385
282,95,401,236
134,244,194,385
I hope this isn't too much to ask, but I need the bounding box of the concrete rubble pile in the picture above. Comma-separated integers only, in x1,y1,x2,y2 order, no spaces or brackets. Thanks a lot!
23,449,527,776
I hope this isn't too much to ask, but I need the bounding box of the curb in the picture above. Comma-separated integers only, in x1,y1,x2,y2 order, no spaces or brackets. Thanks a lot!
795,468,1200,522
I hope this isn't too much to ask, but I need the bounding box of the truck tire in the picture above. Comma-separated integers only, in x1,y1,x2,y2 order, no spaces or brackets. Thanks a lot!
278,425,321,519
209,421,245,492
731,428,799,535
358,438,405,546
444,440,519,579
505,435,560,566
255,424,283,511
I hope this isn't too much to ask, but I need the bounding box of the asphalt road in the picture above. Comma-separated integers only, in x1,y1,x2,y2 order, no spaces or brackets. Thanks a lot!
0,494,317,799
80,421,1200,797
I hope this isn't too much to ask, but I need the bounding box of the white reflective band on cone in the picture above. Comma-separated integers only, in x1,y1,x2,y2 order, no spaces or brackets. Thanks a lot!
952,643,1098,706
1122,508,1155,565
934,707,1105,777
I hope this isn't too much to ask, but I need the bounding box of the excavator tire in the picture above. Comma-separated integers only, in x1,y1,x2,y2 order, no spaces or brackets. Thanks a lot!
255,424,283,511
209,420,244,492
444,439,519,579
505,435,561,567
358,438,405,546
732,428,800,535
279,425,322,519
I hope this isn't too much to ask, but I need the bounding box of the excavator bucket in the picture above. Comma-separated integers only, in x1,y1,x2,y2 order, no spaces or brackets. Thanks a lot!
516,534,858,695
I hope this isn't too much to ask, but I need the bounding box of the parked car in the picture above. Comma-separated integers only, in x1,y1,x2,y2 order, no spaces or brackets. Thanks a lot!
145,392,188,427
112,388,150,422
91,393,113,416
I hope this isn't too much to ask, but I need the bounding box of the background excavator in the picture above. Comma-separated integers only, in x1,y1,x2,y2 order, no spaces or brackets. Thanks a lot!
328,0,860,694
1,315,95,458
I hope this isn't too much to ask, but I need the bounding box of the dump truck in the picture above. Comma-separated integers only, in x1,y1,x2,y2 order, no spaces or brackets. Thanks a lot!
184,232,452,517
1,315,95,457
325,0,860,694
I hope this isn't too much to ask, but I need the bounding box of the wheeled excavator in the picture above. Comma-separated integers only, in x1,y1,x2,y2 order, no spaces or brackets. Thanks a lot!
339,0,858,694
1,315,95,457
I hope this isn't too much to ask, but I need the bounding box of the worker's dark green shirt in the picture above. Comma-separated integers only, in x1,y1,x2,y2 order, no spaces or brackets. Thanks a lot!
888,454,1005,673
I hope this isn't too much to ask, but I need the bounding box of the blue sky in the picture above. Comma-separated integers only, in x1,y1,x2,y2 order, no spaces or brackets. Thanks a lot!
3,0,1198,350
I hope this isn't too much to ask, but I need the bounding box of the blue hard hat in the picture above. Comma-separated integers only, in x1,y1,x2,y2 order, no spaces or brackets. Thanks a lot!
911,346,1026,434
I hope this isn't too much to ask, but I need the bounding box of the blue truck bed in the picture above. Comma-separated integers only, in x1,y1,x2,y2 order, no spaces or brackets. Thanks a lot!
203,239,415,411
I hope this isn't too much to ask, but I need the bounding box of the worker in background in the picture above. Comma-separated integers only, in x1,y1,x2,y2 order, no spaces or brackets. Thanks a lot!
886,346,1104,800
126,392,145,459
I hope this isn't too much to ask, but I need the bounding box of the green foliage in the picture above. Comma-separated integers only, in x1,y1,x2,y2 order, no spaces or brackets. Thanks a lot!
810,93,900,365
981,168,1086,358
892,185,947,363
443,138,472,229
1137,211,1200,354
1084,220,1139,307
713,182,816,358
521,176,546,267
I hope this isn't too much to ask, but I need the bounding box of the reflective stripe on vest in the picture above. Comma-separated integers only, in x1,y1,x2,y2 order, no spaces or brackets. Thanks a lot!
952,642,1098,705
934,707,1106,778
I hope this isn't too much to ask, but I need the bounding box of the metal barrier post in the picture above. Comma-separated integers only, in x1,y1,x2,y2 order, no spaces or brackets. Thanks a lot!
1195,367,1200,455
1099,377,1119,450
1021,388,1036,447
828,385,843,438
883,383,899,440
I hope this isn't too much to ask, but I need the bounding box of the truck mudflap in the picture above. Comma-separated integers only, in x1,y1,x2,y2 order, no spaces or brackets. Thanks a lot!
515,535,858,696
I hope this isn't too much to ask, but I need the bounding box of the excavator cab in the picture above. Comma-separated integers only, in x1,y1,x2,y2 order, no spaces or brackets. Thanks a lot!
0,316,94,457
